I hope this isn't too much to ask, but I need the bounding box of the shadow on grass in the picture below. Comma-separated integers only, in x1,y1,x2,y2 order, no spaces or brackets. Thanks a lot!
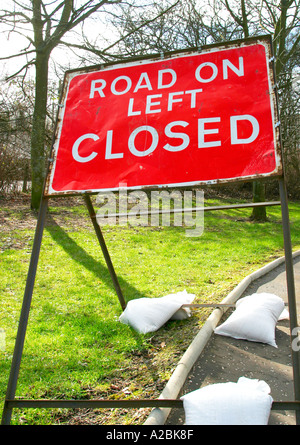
45,215,147,308
43,216,152,355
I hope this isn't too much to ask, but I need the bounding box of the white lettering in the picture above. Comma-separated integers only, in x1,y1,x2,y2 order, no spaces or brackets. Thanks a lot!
128,126,159,157
72,133,99,163
127,191,149,227
151,190,182,227
111,76,132,95
163,121,189,152
230,115,259,144
157,69,177,89
72,114,261,163
198,117,221,148
133,72,153,93
128,98,141,116
89,58,244,100
292,327,300,352
195,62,218,83
90,79,106,98
223,57,244,79
105,429,140,442
185,89,203,108
146,94,162,114
167,91,184,111
105,130,123,159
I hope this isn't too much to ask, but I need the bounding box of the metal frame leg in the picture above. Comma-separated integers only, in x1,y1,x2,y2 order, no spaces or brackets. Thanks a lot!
1,197,49,425
83,194,126,311
279,178,300,424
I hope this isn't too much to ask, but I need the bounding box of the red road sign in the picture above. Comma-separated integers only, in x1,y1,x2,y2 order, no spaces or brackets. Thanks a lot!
45,36,282,195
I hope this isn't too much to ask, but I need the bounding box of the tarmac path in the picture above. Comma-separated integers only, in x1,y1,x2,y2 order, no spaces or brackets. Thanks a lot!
166,255,300,425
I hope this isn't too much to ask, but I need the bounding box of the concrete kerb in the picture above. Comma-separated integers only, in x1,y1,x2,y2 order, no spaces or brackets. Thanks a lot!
143,250,300,426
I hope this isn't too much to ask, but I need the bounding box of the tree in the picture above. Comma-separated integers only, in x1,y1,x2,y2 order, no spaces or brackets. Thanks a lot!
0,76,62,193
0,0,128,209
0,0,180,209
0,78,33,193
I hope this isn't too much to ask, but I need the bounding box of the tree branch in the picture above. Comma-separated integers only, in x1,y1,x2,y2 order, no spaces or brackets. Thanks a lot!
97,0,180,53
0,49,36,61
5,59,36,81
223,0,243,28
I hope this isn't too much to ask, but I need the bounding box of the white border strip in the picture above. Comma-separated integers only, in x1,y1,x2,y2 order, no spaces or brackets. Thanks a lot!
143,250,300,425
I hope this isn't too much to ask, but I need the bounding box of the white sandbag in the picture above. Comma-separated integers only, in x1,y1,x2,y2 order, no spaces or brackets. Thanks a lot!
214,293,285,347
161,291,194,320
181,377,273,425
278,307,289,321
169,307,191,320
119,290,195,334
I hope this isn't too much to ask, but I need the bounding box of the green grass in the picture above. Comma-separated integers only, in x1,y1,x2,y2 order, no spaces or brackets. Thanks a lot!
0,193,299,424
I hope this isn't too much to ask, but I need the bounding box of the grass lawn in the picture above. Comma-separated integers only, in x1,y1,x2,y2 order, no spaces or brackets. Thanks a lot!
0,189,299,425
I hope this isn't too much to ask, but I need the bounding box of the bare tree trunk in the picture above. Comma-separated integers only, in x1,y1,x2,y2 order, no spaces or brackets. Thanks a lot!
251,180,267,221
22,164,29,192
30,51,49,209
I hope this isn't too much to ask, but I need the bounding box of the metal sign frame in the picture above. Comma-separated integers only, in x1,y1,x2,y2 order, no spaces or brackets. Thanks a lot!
2,35,299,425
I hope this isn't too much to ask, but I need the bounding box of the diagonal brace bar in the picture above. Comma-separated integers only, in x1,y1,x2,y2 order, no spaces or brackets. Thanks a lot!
83,194,126,311
1,197,49,425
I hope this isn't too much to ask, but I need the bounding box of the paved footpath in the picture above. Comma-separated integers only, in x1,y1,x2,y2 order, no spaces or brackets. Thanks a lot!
166,255,300,425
